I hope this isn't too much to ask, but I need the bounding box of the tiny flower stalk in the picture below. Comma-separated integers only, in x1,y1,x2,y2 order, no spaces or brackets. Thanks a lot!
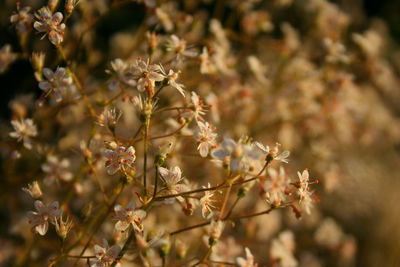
141,97,153,201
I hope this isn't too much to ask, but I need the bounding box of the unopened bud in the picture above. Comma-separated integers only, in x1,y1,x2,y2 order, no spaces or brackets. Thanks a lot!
147,32,158,53
176,239,187,260
47,0,59,12
208,220,224,246
65,0,77,15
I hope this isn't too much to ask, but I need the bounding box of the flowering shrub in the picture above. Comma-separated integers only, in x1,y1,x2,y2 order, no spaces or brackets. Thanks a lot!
1,0,400,266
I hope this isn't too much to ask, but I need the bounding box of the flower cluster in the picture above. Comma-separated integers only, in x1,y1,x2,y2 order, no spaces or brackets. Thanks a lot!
5,0,399,265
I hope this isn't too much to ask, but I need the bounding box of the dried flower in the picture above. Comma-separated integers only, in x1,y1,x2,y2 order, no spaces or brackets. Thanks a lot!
33,7,65,45
22,181,42,199
104,146,136,175
181,92,206,121
9,118,38,149
212,138,260,173
161,68,186,97
98,107,122,132
107,58,136,91
165,35,197,60
54,214,73,239
132,58,165,95
27,200,62,235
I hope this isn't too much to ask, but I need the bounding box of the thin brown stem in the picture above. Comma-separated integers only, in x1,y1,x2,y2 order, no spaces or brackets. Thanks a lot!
170,207,276,236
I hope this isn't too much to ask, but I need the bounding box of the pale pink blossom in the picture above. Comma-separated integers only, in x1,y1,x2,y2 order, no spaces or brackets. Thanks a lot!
10,5,33,33
27,200,62,236
104,146,136,175
33,7,65,45
158,166,188,202
114,201,146,233
263,167,290,206
41,155,73,184
199,183,217,218
9,118,37,149
253,142,290,163
195,121,217,157
90,239,121,267
39,67,77,102
131,58,165,93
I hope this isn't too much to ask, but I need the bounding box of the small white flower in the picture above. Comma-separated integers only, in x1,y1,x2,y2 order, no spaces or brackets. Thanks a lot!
263,167,290,206
212,138,259,172
27,200,62,236
199,183,217,219
161,67,186,97
270,231,297,267
97,107,122,130
107,58,136,91
158,166,188,202
90,239,121,267
39,67,77,102
104,146,136,175
33,7,65,45
165,35,197,60
195,121,217,157
132,58,165,93
181,92,206,121
253,142,290,163
114,201,147,233
9,118,37,149
236,247,257,267
199,47,217,74
297,169,314,215
42,155,73,184
10,5,33,34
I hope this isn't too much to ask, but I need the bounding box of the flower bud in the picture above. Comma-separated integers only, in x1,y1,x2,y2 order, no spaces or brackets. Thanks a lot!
65,0,77,15
47,0,59,12
176,239,187,260
208,220,224,246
